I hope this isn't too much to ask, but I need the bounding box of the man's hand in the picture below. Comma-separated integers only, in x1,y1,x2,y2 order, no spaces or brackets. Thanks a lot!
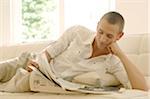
107,42,123,56
26,50,52,72
26,59,39,72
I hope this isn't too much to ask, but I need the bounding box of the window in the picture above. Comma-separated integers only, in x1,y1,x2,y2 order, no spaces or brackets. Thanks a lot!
0,0,115,46
21,0,59,42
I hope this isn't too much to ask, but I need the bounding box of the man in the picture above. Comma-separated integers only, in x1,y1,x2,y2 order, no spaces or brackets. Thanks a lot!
28,11,148,91
0,11,148,92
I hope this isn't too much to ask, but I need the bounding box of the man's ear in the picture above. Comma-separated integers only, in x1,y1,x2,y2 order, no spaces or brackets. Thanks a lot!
116,32,124,40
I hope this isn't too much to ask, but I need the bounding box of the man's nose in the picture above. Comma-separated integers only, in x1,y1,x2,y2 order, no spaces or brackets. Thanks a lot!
100,35,107,42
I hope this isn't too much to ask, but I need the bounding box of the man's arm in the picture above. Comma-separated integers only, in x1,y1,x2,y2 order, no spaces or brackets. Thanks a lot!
26,26,78,72
107,43,148,91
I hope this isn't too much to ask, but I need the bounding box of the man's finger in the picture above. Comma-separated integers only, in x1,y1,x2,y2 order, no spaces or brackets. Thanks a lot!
26,66,33,72
28,60,39,68
31,62,39,68
107,46,113,54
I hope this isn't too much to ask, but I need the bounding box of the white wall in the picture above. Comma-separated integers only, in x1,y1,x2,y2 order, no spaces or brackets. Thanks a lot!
148,0,150,33
64,0,115,31
116,0,149,34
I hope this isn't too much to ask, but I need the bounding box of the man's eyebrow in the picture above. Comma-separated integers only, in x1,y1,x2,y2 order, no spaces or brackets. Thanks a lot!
99,28,114,35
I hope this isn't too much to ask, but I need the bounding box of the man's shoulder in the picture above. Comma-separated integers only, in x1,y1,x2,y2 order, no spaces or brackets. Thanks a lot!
63,25,95,43
69,25,89,30
68,25,94,34
69,25,95,39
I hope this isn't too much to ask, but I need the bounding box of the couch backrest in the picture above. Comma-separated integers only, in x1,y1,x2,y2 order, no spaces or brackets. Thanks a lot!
118,34,150,76
0,41,51,61
0,34,149,76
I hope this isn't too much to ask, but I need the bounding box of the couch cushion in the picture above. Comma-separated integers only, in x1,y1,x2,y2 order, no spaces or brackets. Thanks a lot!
118,34,150,76
118,35,141,54
137,54,150,76
139,34,150,54
138,34,150,76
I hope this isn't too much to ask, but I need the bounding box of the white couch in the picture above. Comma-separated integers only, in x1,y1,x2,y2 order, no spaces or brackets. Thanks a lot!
0,34,149,99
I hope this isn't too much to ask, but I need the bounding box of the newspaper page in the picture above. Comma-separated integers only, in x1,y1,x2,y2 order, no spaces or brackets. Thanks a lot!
32,53,121,94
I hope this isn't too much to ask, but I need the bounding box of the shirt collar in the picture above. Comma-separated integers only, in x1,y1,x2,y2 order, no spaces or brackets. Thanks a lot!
83,32,96,45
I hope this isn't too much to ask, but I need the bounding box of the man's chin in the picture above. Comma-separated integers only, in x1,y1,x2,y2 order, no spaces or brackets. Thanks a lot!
98,45,107,50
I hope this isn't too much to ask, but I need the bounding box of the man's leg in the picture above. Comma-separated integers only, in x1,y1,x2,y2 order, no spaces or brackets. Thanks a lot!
0,52,31,82
0,52,33,92
0,68,30,92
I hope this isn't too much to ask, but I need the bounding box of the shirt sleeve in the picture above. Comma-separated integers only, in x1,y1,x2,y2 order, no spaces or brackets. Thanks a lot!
45,25,79,58
107,55,132,89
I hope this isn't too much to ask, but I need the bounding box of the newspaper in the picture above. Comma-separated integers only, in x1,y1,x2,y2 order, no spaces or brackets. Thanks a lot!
31,53,121,94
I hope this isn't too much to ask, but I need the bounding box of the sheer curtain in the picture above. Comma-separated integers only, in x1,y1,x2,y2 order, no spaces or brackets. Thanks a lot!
0,0,11,46
0,0,22,46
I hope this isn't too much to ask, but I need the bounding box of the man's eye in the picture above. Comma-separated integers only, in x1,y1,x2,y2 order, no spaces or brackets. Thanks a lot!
99,31,103,34
107,35,113,38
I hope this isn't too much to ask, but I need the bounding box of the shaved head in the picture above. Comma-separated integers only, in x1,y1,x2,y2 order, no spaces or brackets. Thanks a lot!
100,11,125,32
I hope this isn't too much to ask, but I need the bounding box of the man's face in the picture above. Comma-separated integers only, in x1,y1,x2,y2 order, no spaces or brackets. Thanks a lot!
95,19,123,49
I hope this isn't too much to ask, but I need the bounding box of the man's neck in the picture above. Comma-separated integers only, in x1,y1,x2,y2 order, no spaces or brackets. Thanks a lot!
90,39,110,58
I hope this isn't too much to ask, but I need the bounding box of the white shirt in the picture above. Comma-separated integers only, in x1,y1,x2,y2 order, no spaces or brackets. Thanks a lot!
46,25,131,89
